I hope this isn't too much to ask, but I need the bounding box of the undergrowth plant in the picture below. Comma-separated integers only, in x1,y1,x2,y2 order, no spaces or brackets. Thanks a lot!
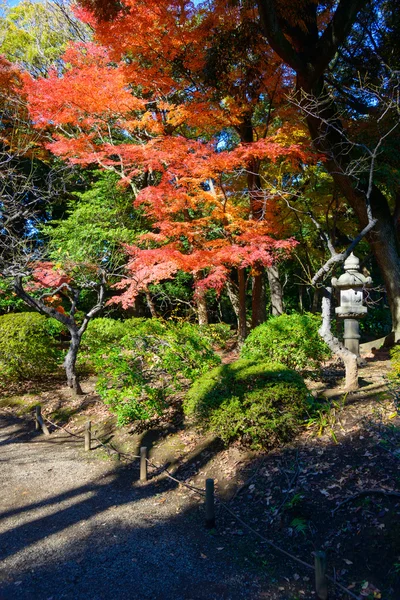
305,394,347,443
390,345,400,377
89,318,221,424
387,345,400,414
199,323,232,349
241,312,331,371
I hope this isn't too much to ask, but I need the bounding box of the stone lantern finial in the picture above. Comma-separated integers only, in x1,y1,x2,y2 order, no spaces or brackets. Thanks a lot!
344,252,360,271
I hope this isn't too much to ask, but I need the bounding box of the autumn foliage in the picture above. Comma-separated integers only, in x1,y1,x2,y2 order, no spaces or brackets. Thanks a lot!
23,0,318,308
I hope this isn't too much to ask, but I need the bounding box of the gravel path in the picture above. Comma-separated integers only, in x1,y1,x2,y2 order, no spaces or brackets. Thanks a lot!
0,413,265,600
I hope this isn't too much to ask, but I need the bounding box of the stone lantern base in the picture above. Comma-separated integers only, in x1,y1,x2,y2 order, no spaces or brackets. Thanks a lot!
343,317,361,356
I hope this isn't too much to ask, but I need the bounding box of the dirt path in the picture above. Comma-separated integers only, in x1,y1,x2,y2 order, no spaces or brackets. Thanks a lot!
0,413,264,600
1,353,399,600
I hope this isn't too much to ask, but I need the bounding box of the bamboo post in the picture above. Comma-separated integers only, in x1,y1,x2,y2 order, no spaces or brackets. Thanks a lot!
84,420,91,451
314,551,328,600
205,478,215,529
140,446,148,482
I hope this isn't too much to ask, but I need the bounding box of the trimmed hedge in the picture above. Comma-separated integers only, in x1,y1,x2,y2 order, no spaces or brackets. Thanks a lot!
241,312,331,370
184,359,311,449
0,312,62,379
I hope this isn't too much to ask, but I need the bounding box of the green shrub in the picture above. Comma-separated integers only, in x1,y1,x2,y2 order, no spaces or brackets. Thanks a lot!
45,317,67,339
80,317,127,356
184,359,311,449
81,317,171,360
241,312,331,370
390,345,400,378
198,323,233,349
91,319,221,425
0,312,61,379
389,345,400,413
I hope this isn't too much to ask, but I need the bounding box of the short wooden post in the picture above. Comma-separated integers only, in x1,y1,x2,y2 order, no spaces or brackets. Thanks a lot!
35,405,50,436
84,421,91,451
35,405,41,431
205,478,215,529
140,446,148,482
314,551,328,600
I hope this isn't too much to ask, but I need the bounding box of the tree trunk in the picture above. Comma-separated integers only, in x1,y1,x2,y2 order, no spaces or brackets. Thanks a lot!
238,268,248,345
266,265,284,316
311,287,320,314
226,278,240,323
320,287,358,390
302,79,400,341
64,331,84,395
145,290,158,318
193,273,208,325
255,4,400,342
239,114,269,329
252,271,267,327
298,285,304,312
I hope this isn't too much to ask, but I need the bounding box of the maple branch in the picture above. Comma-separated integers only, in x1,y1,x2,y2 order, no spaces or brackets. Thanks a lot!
256,0,305,76
325,76,378,116
311,219,377,286
307,210,336,259
257,0,367,85
313,0,368,82
39,282,73,301
79,275,106,336
13,275,71,326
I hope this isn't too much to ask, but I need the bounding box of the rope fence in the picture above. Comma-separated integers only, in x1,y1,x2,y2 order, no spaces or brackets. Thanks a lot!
35,405,362,600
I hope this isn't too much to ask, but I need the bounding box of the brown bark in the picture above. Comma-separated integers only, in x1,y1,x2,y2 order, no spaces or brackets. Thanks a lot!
145,290,158,318
239,114,268,329
238,268,248,345
64,331,84,395
193,273,209,325
298,285,304,312
311,287,320,314
252,272,267,327
266,265,284,316
226,278,240,323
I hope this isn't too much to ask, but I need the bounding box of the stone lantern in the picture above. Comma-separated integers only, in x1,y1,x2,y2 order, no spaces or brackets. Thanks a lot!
331,253,372,356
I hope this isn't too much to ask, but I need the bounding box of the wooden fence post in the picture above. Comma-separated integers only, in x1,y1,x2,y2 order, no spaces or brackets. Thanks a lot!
34,405,50,436
205,478,216,529
140,446,148,482
35,405,41,431
314,551,328,600
84,421,91,451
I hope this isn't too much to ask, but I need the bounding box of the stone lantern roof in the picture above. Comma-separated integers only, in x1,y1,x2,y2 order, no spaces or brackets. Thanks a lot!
331,252,372,290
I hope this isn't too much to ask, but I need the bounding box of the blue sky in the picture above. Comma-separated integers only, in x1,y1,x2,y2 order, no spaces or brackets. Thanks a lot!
6,0,40,6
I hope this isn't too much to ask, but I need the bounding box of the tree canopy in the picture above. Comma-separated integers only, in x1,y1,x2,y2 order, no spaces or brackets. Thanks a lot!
0,0,399,390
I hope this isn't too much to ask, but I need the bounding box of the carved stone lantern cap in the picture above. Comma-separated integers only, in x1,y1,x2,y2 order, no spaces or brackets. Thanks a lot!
331,252,372,290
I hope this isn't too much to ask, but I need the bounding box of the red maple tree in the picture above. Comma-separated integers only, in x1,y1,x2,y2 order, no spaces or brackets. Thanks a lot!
24,1,318,335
